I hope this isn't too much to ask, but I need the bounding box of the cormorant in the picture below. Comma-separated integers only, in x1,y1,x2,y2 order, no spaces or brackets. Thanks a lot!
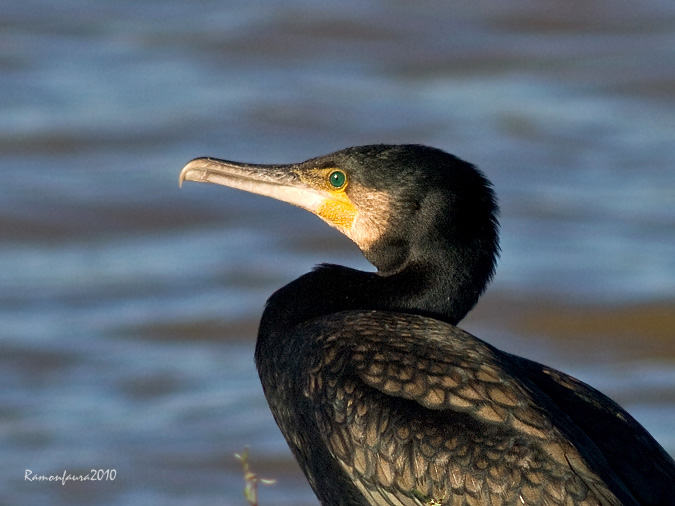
179,144,675,506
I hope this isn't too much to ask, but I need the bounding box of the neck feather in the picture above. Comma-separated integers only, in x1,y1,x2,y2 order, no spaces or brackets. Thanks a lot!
257,248,490,347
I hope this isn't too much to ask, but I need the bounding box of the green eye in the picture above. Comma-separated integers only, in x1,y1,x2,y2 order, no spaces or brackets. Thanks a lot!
328,170,347,189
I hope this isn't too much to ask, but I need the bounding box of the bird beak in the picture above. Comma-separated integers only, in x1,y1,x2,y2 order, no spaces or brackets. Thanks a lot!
179,157,351,226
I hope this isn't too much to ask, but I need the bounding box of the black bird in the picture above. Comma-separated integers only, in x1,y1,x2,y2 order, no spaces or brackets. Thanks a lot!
180,144,675,506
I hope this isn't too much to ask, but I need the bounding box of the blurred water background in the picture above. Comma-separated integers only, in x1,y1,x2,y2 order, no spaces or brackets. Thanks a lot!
1,1,674,504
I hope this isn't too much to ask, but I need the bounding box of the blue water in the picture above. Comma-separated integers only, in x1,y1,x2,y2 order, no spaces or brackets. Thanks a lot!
2,1,674,504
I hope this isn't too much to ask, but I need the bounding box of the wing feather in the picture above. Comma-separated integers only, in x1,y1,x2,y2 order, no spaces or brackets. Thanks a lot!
297,310,651,505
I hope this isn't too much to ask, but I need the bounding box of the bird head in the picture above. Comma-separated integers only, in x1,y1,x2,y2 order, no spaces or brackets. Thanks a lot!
180,144,499,281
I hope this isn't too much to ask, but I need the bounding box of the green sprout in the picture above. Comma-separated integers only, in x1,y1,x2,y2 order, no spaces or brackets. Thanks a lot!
234,447,276,506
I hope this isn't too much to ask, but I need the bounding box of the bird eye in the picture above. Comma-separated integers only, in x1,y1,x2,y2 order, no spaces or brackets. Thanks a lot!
328,170,347,189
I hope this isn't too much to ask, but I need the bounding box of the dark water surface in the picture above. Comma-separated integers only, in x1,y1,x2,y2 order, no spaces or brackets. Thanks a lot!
2,1,675,504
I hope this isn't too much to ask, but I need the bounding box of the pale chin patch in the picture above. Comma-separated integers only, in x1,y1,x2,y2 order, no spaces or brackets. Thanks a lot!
342,190,392,252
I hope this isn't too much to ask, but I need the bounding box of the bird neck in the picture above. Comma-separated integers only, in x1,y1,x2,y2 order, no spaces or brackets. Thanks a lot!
257,247,489,344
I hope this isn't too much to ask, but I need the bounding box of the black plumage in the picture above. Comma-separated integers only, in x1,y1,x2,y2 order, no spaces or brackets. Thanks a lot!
180,144,675,506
